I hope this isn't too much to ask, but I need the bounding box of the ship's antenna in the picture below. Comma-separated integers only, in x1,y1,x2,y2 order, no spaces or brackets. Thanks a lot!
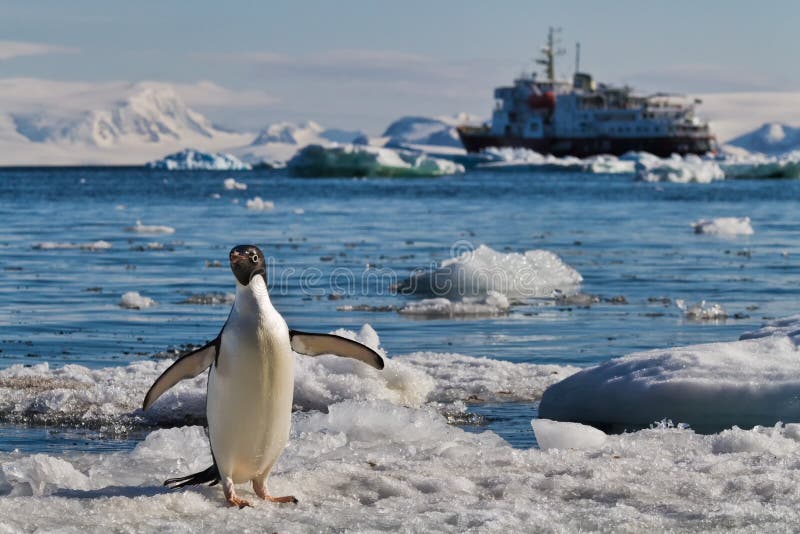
575,42,580,75
536,26,566,82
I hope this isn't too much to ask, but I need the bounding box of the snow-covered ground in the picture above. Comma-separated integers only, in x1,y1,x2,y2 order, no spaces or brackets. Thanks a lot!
4,321,800,530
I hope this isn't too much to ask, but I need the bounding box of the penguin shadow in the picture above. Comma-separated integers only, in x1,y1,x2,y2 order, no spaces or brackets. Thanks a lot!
52,485,174,499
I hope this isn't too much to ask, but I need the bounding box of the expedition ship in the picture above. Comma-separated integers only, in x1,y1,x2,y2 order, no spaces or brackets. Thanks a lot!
457,28,717,157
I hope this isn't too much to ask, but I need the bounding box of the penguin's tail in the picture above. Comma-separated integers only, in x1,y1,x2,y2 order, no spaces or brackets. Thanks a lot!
164,464,220,489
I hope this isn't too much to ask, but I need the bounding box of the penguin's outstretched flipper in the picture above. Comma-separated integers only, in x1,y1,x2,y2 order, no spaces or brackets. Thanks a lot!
143,337,221,411
164,464,221,489
289,330,384,370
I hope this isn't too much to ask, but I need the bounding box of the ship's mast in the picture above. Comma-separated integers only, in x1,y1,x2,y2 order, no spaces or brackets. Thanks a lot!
536,26,565,82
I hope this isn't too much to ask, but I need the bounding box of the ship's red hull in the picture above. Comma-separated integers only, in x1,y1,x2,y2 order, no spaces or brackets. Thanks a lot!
458,132,716,158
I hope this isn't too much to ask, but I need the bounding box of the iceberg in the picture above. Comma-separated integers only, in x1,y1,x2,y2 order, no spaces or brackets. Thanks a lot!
692,216,754,236
539,316,800,432
633,153,724,183
400,244,582,300
717,150,800,179
287,144,464,177
146,148,251,171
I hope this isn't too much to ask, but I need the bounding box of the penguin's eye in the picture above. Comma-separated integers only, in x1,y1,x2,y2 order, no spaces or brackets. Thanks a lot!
251,254,259,263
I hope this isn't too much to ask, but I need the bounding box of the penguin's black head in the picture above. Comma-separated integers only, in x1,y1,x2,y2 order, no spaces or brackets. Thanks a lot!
229,244,266,286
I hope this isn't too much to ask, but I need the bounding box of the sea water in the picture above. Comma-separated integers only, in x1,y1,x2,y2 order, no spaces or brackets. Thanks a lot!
1,168,799,450
2,167,800,531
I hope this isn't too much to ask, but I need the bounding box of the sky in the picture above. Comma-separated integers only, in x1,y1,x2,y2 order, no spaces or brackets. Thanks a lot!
1,0,799,137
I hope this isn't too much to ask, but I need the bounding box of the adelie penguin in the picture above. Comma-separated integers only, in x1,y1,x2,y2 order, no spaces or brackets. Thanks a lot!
142,245,384,508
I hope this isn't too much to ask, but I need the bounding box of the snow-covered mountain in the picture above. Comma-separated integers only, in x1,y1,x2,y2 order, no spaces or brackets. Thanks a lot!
382,113,480,149
0,82,251,165
11,84,223,146
727,122,800,155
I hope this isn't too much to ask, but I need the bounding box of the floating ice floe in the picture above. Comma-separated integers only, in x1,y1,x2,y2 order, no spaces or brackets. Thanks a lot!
400,244,582,300
0,324,577,430
124,220,175,235
675,299,727,320
692,216,754,236
539,316,800,432
634,153,724,183
31,241,111,251
223,177,247,190
245,196,274,210
398,292,510,317
178,292,235,305
146,149,251,171
119,291,157,310
287,144,464,177
718,150,800,179
477,147,587,172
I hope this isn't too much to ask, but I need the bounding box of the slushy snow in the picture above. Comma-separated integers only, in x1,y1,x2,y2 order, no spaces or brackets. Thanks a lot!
287,144,464,177
540,316,800,432
0,324,577,429
5,404,800,530
146,148,251,170
402,244,582,300
692,216,754,236
5,321,800,529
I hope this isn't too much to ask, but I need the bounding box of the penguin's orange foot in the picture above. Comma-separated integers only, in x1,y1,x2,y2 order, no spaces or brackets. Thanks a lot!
226,495,252,509
253,480,298,504
267,495,298,504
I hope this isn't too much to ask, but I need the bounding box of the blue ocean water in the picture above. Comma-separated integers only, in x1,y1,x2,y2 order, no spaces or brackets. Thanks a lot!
1,168,798,450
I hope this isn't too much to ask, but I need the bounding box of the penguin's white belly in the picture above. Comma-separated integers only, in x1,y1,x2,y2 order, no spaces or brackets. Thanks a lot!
207,316,293,484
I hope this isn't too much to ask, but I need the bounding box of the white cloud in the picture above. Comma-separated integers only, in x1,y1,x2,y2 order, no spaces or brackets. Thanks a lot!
0,41,78,61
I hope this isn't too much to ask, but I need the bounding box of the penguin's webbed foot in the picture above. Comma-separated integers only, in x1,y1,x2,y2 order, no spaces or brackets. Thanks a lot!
223,477,252,509
253,479,298,504
227,495,253,509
